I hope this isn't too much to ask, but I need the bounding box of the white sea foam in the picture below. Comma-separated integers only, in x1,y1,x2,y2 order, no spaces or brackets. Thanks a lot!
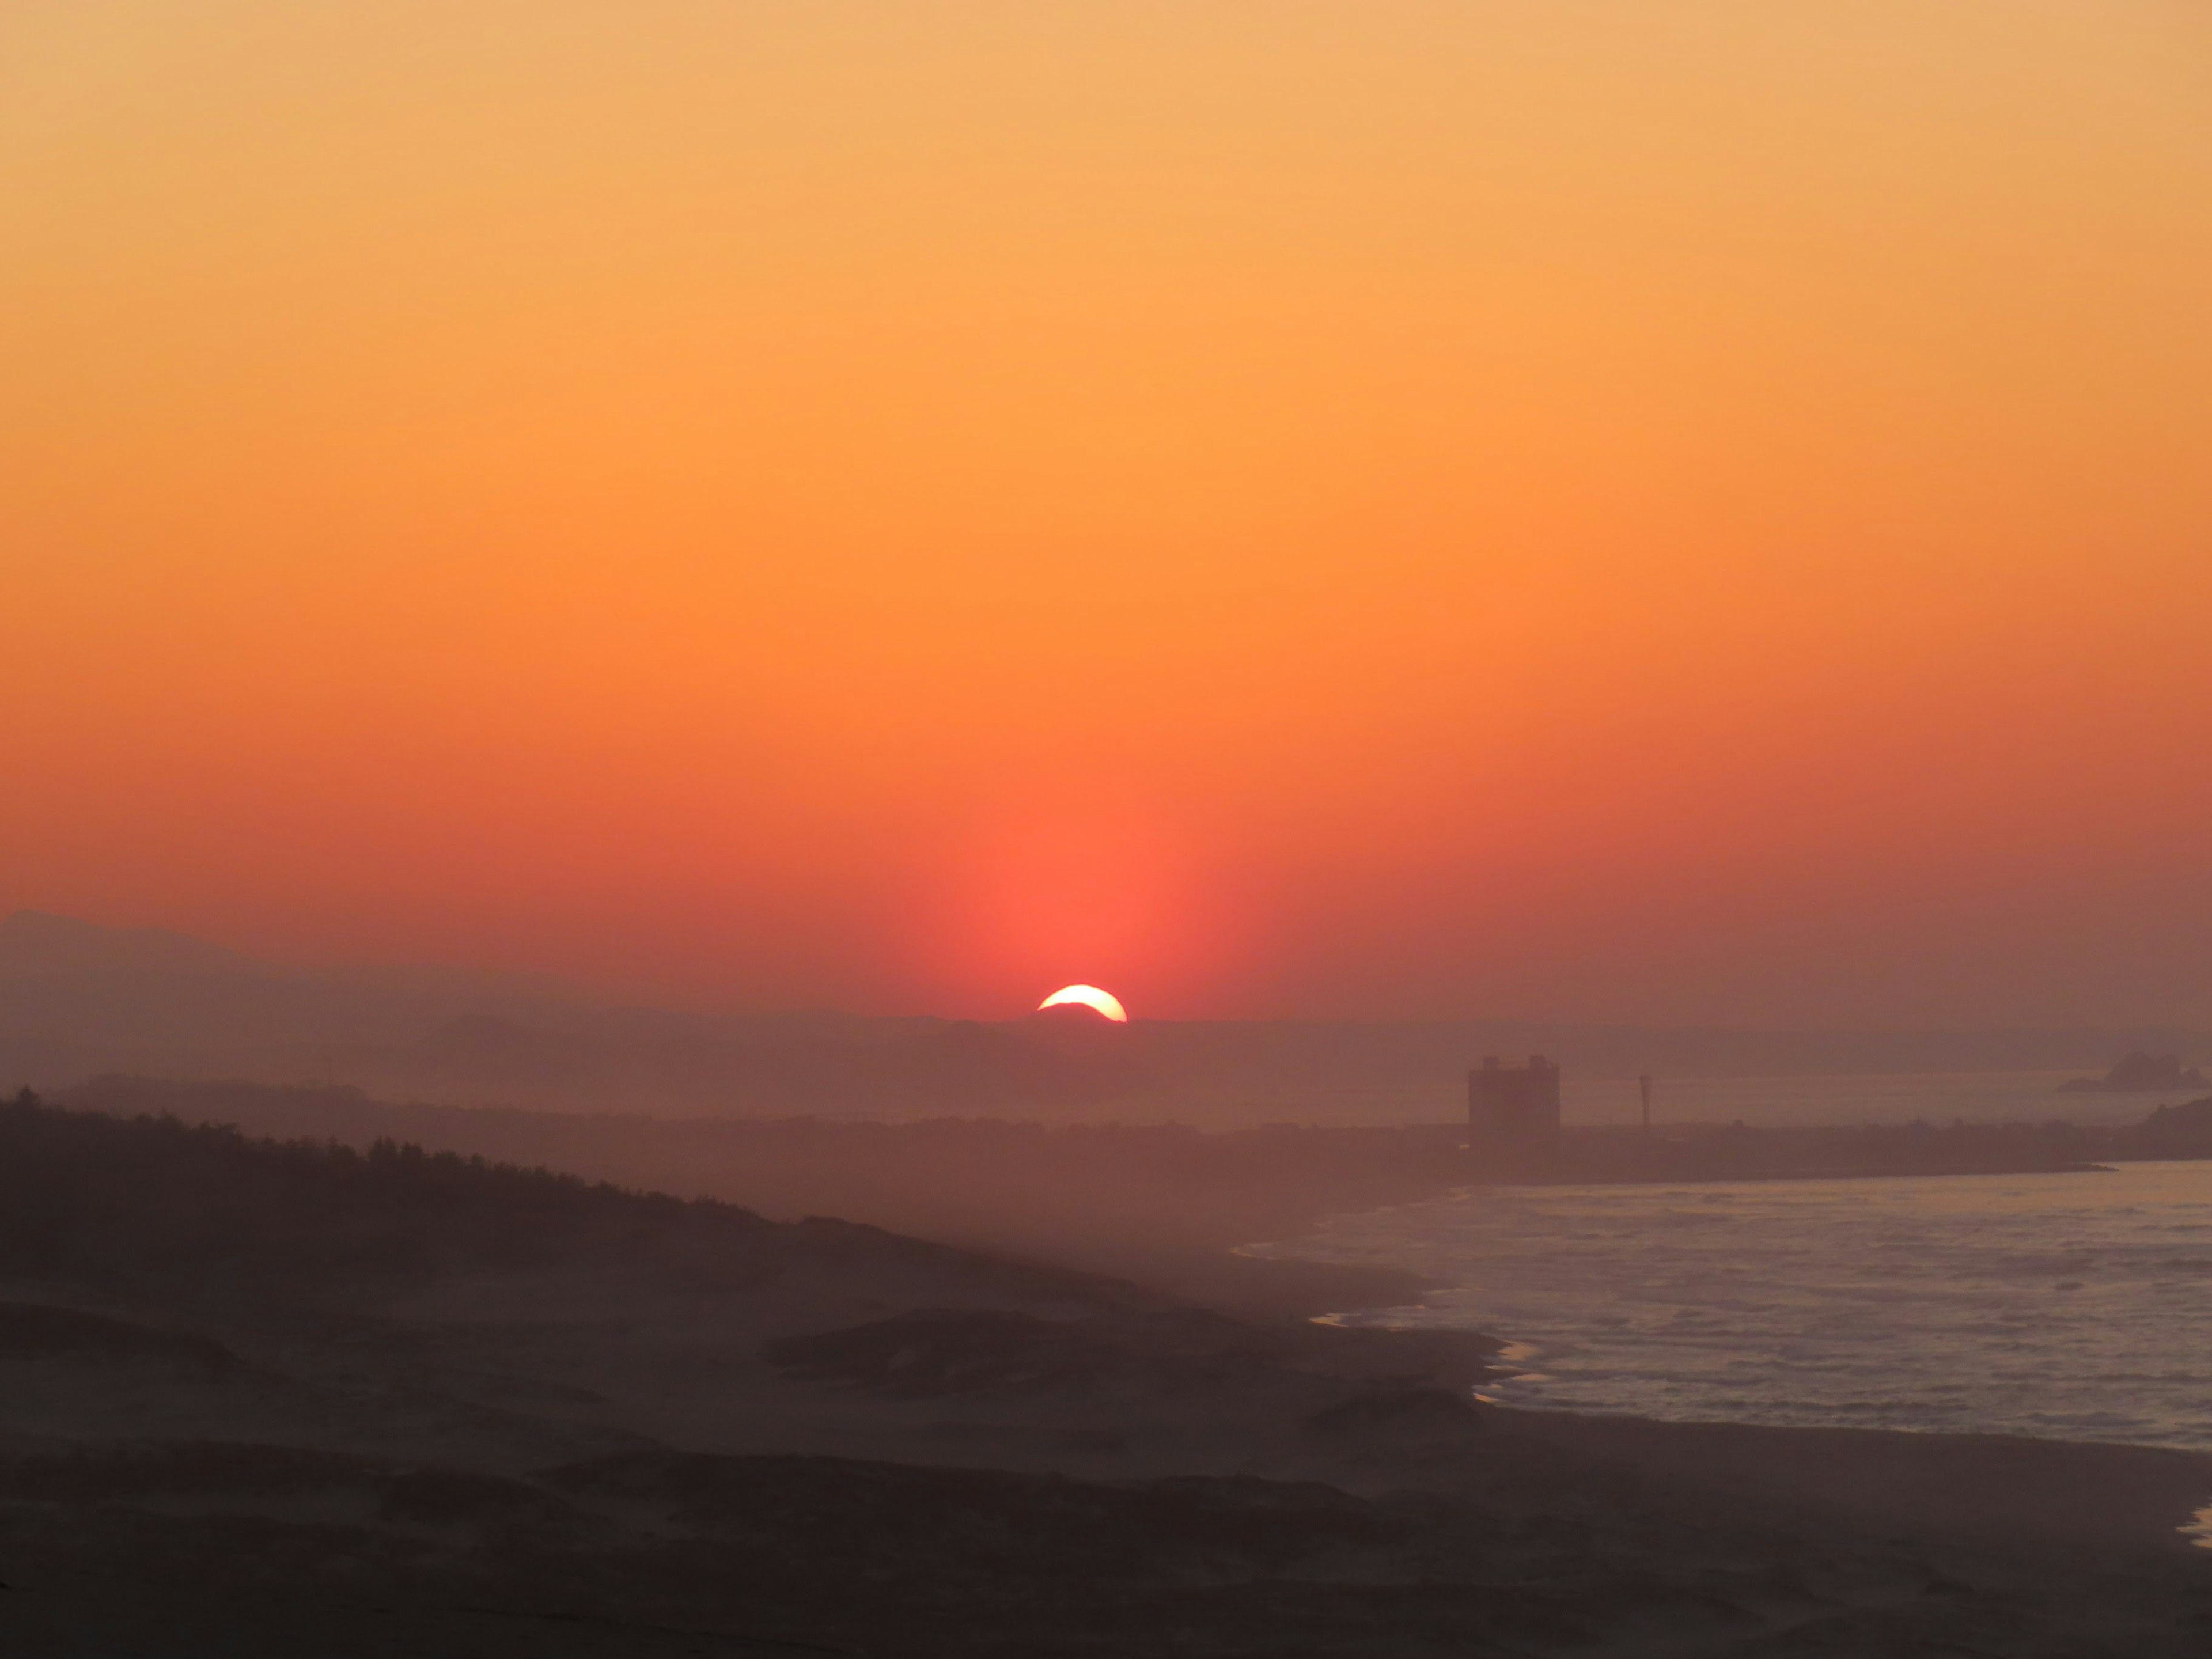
1257,1160,2212,1454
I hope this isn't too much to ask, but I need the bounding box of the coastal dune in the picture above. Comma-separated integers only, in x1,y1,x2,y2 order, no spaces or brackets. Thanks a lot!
0,1094,2207,1654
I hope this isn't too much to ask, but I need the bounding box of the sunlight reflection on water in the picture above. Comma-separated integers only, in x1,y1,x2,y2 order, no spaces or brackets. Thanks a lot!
1259,1161,2212,1460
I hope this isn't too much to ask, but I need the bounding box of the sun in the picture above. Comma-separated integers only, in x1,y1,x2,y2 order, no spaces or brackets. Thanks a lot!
1037,984,1128,1022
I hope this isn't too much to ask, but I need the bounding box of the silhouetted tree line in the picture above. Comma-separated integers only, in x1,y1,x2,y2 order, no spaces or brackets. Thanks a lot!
0,1089,1110,1315
55,1078,1485,1260
0,1087,773,1305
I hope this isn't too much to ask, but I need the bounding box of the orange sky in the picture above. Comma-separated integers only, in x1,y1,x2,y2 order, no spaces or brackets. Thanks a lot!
5,2,2211,1025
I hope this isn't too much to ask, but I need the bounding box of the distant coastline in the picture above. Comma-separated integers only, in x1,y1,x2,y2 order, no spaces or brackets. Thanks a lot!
1459,1099,2212,1188
2057,1051,2210,1093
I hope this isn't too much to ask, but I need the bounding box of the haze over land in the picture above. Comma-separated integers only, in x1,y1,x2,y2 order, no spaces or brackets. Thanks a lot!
5,912,2206,1126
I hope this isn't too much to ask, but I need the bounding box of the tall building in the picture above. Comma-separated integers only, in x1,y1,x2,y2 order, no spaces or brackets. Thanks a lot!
1468,1054,1562,1146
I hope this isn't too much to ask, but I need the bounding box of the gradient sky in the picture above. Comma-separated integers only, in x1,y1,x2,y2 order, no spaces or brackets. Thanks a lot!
5,2,2211,1025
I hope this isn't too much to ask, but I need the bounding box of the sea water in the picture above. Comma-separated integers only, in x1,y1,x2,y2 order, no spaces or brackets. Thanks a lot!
1259,1160,2212,1453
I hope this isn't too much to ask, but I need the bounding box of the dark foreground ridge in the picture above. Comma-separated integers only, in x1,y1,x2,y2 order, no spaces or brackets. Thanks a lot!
1,1093,2209,1656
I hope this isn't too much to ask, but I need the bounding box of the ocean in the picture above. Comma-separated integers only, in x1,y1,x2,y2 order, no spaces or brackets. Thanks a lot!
1259,1158,2212,1455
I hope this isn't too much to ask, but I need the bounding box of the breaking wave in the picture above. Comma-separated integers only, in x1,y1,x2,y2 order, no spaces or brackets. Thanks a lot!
1263,1160,2212,1452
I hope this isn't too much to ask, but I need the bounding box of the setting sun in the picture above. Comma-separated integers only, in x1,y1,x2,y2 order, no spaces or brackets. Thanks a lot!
2,6,2207,1646
1037,984,1128,1023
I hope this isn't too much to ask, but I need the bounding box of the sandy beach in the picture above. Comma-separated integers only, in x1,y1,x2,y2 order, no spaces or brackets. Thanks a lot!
1,1096,2208,1655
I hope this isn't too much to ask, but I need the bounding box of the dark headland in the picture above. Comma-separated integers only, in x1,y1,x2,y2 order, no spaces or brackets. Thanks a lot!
2,1087,2209,1656
2058,1051,2212,1093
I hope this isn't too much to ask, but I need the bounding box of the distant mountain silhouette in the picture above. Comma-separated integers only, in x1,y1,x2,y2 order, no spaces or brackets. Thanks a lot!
0,911,586,1063
6,911,2212,1123
1021,999,1137,1059
404,1009,1140,1114
2139,1095,2212,1150
2056,1052,2208,1093
0,910,246,979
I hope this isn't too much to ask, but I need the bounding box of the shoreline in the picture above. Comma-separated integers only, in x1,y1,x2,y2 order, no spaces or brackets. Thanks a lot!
6,1093,2211,1653
1243,1164,2212,1533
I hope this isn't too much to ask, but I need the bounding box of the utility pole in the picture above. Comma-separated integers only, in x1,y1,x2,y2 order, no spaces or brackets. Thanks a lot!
1639,1073,1654,1134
